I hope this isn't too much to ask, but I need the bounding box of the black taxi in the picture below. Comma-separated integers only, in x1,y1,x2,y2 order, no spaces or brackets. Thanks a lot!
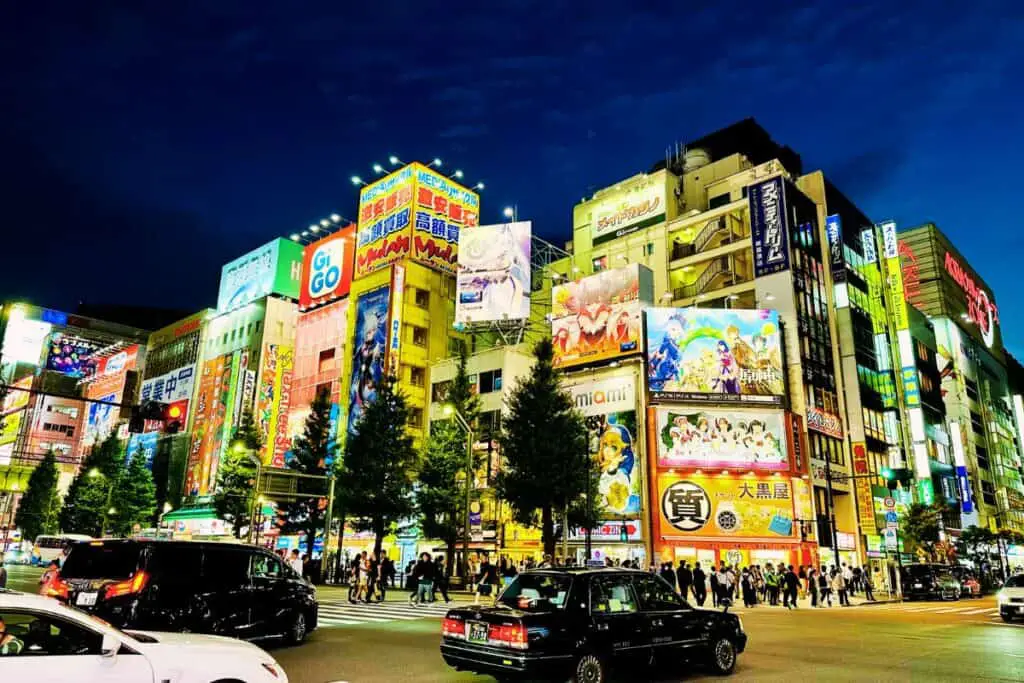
441,567,746,681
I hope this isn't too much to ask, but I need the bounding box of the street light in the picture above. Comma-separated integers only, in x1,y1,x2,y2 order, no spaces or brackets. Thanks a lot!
444,404,474,584
373,163,385,174
503,206,516,220
388,155,401,166
351,176,365,186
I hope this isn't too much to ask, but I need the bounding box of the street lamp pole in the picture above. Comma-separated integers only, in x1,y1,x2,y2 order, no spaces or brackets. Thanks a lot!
446,405,474,584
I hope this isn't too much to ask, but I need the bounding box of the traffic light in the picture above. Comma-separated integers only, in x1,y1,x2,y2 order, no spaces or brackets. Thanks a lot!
881,467,913,491
163,401,186,434
880,467,893,480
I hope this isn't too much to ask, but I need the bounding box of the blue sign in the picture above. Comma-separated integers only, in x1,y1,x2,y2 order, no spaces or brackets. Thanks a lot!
956,465,973,513
826,214,845,282
127,432,160,470
748,176,790,277
884,511,899,524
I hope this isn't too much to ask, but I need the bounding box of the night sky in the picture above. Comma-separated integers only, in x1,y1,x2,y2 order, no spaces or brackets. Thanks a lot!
3,2,1022,353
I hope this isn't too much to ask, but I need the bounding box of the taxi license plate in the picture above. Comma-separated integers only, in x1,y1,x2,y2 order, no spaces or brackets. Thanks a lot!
75,592,98,607
468,621,489,643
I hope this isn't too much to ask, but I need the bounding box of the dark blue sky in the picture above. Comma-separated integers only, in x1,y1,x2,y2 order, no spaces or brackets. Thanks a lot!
3,1,1022,352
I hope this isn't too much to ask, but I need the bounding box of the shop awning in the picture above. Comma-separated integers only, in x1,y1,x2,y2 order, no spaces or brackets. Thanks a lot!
162,506,218,522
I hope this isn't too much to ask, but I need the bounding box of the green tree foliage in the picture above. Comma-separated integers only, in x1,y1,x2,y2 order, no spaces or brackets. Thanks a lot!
213,411,261,538
955,525,995,566
108,447,157,537
15,450,61,541
495,338,589,558
901,502,949,562
337,375,417,558
277,389,334,558
59,433,124,535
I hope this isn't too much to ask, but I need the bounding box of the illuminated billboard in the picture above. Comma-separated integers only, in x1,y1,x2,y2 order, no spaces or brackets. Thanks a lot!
551,264,653,369
355,163,479,279
46,335,102,378
654,406,788,470
185,352,243,496
456,221,532,324
299,226,356,309
81,345,140,449
1,307,51,365
291,299,348,448
657,472,796,540
564,375,641,515
140,365,196,404
645,308,784,404
256,344,294,467
346,285,390,435
217,238,304,313
590,173,666,246
749,176,790,277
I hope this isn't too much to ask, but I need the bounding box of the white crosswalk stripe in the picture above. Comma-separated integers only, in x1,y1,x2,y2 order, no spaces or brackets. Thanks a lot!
316,599,473,628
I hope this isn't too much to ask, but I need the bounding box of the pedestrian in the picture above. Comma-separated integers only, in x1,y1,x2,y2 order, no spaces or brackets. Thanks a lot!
0,553,7,589
831,566,849,606
764,566,777,605
863,568,875,602
432,556,452,603
808,567,819,607
741,568,756,607
692,562,708,606
842,564,854,597
818,566,832,607
709,566,720,607
288,549,304,576
751,565,764,604
475,556,499,605
723,564,736,601
538,553,553,569
660,562,677,589
852,566,862,595
348,555,362,602
677,561,692,601
717,564,733,604
783,565,799,609
410,552,435,605
797,565,807,601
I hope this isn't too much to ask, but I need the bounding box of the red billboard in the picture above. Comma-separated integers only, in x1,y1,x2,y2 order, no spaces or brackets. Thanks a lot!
299,226,355,309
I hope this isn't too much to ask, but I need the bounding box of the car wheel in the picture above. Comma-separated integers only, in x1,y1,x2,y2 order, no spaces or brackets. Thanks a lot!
1002,614,1013,623
287,611,307,645
707,636,737,675
570,653,606,683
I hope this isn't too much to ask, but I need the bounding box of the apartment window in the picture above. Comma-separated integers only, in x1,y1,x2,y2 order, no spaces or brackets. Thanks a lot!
408,407,424,429
980,480,996,506
414,288,430,308
412,326,427,347
432,380,451,403
410,366,425,387
479,369,502,393
976,445,990,470
315,382,332,400
708,192,731,209
318,348,336,373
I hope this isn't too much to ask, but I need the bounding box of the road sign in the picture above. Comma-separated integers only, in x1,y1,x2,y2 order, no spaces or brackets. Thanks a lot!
883,496,896,510
883,528,898,550
885,511,899,527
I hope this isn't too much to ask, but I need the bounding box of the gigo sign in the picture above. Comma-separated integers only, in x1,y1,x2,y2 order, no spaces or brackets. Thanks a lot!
300,227,355,309
945,252,998,348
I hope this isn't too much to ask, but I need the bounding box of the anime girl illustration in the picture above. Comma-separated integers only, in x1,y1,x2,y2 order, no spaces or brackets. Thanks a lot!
597,422,637,513
713,339,741,394
347,290,389,435
648,315,686,390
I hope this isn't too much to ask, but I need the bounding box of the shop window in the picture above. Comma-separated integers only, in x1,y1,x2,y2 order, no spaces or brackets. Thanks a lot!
410,366,425,387
414,288,430,308
479,369,502,393
318,348,336,373
412,326,427,347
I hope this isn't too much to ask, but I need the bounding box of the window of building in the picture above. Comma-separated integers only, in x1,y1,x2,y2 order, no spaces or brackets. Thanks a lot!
708,192,731,210
432,380,452,403
410,366,425,387
412,326,427,347
980,480,996,506
318,348,336,373
919,373,934,395
975,444,990,470
408,407,423,428
592,255,608,272
479,369,502,393
414,288,430,308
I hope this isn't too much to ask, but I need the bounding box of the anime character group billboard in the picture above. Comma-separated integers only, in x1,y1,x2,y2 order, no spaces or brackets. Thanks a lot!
551,263,653,369
655,407,788,470
346,285,390,436
645,308,784,404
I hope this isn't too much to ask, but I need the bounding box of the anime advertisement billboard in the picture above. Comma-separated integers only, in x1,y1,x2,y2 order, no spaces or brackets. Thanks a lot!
654,407,788,471
657,472,796,540
645,308,784,404
346,285,390,436
551,263,653,369
455,221,532,324
185,353,237,497
565,374,642,517
256,344,294,467
46,335,102,378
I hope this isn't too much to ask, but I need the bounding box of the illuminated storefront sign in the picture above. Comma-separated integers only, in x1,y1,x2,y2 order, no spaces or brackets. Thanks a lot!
568,520,643,543
826,214,844,283
386,264,405,378
806,406,843,439
657,473,797,540
749,176,790,277
861,228,877,264
412,164,478,274
944,251,998,348
140,366,196,404
299,226,355,309
590,174,666,246
217,239,304,313
851,442,877,531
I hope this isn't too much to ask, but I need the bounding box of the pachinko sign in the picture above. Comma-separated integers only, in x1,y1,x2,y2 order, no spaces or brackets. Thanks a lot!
654,407,788,471
944,251,999,348
550,263,653,369
590,173,666,246
657,473,797,540
645,308,784,404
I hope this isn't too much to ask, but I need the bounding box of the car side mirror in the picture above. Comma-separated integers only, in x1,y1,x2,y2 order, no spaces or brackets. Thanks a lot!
719,597,732,613
101,633,120,658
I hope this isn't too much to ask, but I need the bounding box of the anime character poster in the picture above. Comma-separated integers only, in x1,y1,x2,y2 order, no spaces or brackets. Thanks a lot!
346,285,390,436
645,308,784,403
551,264,653,369
455,222,532,324
655,407,788,470
565,375,642,515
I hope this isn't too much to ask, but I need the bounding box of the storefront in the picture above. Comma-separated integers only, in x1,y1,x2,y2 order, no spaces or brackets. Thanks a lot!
567,519,646,567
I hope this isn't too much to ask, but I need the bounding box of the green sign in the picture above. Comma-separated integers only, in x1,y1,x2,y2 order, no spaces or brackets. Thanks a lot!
916,479,935,506
217,238,304,313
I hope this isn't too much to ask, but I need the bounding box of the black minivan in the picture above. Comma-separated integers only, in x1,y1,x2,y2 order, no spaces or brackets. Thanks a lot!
50,539,317,644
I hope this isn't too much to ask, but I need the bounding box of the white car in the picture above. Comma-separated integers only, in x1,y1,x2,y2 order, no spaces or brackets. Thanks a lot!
0,590,288,682
998,574,1024,622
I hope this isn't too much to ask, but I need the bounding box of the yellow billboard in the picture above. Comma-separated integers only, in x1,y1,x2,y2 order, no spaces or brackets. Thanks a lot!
355,166,415,279
411,163,479,274
590,172,667,246
656,472,797,540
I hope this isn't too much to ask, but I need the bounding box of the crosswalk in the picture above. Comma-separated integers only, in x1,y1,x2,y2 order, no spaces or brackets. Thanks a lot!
317,598,472,628
861,601,1004,619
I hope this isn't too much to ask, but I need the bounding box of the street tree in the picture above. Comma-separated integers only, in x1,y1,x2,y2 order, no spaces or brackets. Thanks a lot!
108,446,157,537
14,450,61,541
955,525,995,566
59,433,125,535
213,411,261,538
496,338,589,559
901,502,948,562
337,375,417,558
277,388,335,558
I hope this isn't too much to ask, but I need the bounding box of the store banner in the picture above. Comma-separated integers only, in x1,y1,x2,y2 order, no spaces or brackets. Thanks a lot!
851,442,877,531
657,473,797,540
568,520,643,543
749,176,790,277
654,406,788,471
955,465,973,513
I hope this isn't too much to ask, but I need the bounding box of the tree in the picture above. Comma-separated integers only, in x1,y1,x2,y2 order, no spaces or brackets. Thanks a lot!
108,446,157,537
213,411,261,538
955,525,995,566
277,389,334,558
495,338,589,558
416,345,480,574
59,433,124,535
15,450,61,541
337,375,417,558
901,502,949,562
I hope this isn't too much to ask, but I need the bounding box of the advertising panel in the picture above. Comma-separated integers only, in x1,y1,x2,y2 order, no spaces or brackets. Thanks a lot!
551,264,653,369
355,166,415,279
0,377,31,458
126,431,159,470
748,176,790,277
412,163,479,274
140,365,196,404
299,226,356,309
851,442,877,531
861,227,877,265
590,174,666,246
657,473,796,540
84,394,118,449
564,375,642,515
944,250,999,349
346,286,390,435
46,335,102,378
217,238,304,313
455,222,532,324
291,299,348,446
806,407,844,439
186,356,220,497
386,264,405,378
826,214,845,283
2,309,51,365
568,520,643,543
654,406,788,471
645,308,784,404
81,345,140,448
256,344,294,467
149,310,206,348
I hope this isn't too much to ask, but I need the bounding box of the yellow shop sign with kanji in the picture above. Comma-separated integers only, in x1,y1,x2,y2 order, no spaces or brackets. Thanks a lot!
656,472,797,540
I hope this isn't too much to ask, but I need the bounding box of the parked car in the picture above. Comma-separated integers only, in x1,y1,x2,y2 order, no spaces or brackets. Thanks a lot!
998,574,1024,622
900,564,960,601
948,567,981,598
441,567,747,682
31,534,92,566
49,539,317,644
0,589,287,682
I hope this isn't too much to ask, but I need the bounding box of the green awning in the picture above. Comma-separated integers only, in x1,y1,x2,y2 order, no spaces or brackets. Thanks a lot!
162,506,218,521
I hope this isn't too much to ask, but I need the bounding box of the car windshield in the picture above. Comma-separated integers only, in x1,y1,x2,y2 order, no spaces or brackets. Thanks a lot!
1005,575,1024,588
497,573,572,612
61,544,141,580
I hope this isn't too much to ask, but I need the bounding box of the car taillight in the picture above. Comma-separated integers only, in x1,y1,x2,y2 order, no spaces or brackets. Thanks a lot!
488,623,528,650
105,570,150,599
442,617,466,639
46,578,70,600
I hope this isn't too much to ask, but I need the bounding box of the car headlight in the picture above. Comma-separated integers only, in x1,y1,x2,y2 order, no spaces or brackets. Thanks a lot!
736,617,745,634
997,591,1006,606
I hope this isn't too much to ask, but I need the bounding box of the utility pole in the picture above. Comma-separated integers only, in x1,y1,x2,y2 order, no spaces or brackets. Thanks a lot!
445,404,474,584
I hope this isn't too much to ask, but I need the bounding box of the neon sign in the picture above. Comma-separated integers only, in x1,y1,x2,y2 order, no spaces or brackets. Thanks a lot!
945,252,998,347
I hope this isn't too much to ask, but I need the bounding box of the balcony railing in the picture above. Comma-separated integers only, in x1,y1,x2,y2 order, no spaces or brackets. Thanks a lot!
674,256,733,300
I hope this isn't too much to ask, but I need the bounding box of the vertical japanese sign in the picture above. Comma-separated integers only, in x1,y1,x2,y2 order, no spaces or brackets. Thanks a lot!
861,227,877,264
387,263,405,378
186,357,218,497
412,163,479,274
748,176,790,277
826,214,845,283
851,442,877,532
257,344,294,467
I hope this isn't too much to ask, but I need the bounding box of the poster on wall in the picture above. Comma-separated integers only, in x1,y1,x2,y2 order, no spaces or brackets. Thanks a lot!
657,473,796,539
551,264,653,369
455,222,532,324
654,407,788,470
347,286,391,435
46,336,101,378
645,308,784,403
565,375,642,515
